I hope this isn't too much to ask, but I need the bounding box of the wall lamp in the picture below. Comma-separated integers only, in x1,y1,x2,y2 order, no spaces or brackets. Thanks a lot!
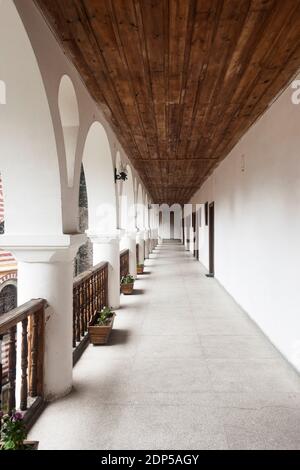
115,168,128,182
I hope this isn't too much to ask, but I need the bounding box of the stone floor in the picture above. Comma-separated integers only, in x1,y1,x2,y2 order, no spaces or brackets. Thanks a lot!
29,241,300,449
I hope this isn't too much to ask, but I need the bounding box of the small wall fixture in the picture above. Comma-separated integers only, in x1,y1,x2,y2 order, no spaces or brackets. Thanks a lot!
115,168,128,182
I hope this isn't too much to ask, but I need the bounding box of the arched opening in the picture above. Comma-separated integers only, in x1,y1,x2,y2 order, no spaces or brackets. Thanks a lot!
58,75,80,188
137,184,144,230
144,194,149,230
0,282,17,315
120,164,135,231
169,204,183,240
74,164,93,276
82,122,117,235
116,151,125,229
0,0,63,237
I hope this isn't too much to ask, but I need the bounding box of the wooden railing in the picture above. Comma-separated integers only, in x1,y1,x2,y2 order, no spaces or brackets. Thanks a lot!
73,262,108,363
120,249,129,280
0,299,46,424
136,243,139,265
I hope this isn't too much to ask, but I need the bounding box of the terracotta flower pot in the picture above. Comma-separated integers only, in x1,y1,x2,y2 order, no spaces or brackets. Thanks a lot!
137,265,144,274
88,313,115,345
23,440,39,450
121,283,134,295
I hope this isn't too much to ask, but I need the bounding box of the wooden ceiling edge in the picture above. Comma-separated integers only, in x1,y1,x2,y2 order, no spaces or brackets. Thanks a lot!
188,68,300,204
32,0,157,202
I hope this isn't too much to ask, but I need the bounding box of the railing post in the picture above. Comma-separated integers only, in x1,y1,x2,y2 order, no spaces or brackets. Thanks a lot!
0,299,46,422
20,317,28,410
0,334,2,411
8,325,17,413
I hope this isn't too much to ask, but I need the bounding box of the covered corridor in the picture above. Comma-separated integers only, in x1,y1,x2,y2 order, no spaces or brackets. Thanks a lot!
28,242,300,450
1,0,300,454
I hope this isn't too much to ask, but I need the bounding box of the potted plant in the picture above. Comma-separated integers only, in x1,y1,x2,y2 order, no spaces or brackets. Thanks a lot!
0,411,38,450
137,264,144,274
120,274,135,294
88,306,116,345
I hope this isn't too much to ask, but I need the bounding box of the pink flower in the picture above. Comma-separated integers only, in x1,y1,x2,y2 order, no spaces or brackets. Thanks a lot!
12,411,23,421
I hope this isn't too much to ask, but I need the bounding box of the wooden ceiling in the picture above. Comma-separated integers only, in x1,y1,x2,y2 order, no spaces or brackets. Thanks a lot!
35,0,300,204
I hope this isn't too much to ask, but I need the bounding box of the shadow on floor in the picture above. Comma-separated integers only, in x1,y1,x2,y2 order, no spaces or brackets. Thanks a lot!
131,288,145,295
107,329,131,346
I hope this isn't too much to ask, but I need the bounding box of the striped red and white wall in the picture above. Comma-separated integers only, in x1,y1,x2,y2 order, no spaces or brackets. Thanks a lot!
0,173,17,284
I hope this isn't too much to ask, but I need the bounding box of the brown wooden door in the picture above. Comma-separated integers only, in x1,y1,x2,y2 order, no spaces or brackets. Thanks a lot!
209,202,215,275
192,212,196,257
170,212,174,239
195,209,200,260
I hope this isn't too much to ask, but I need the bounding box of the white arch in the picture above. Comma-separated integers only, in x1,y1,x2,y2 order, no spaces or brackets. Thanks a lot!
137,184,144,229
115,151,123,197
144,193,149,229
115,150,124,229
0,1,62,235
58,75,80,188
82,121,117,234
120,164,135,231
170,203,183,239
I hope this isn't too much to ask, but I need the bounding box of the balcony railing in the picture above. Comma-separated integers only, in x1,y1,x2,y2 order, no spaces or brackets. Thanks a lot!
73,262,108,364
120,249,129,280
0,299,46,427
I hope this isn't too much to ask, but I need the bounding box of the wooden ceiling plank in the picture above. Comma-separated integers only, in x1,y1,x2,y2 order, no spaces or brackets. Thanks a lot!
35,0,300,204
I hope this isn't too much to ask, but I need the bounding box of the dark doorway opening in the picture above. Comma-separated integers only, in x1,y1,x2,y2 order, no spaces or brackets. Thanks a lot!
208,202,215,276
192,212,197,258
195,208,200,260
170,212,174,239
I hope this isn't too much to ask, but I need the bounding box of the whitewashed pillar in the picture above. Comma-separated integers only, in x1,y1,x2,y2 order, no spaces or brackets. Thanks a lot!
89,231,121,309
1,234,86,401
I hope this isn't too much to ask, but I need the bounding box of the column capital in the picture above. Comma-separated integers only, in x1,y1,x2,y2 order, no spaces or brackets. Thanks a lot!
0,233,86,263
87,229,123,244
136,229,145,241
123,228,138,240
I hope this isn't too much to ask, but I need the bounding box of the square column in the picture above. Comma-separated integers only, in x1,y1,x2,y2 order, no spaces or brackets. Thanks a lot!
0,233,86,401
144,229,150,259
88,231,121,309
136,230,145,265
120,230,137,277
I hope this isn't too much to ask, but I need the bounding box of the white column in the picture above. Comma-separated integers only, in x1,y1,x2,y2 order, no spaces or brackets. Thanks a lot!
136,230,145,265
1,234,85,401
144,229,150,259
89,231,121,309
154,228,159,248
121,230,137,277
184,222,189,251
148,229,153,254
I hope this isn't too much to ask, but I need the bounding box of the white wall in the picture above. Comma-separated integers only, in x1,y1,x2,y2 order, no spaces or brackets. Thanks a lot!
159,204,183,240
190,75,300,372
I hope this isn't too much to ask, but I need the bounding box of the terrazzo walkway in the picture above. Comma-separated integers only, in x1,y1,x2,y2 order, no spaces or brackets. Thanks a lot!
29,241,300,450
